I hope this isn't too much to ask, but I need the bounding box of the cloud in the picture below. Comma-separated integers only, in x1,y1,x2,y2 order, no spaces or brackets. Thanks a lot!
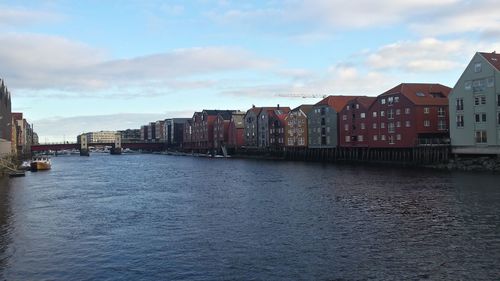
33,112,193,142
0,33,277,94
0,5,62,27
410,0,500,36
365,38,500,72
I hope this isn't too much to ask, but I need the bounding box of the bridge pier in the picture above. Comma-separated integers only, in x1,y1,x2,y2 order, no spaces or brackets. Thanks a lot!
79,134,89,156
110,134,122,155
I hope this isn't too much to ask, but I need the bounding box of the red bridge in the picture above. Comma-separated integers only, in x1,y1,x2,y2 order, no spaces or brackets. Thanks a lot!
31,142,166,152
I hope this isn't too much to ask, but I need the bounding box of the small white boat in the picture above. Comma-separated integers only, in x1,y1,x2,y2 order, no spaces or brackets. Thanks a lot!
30,156,52,171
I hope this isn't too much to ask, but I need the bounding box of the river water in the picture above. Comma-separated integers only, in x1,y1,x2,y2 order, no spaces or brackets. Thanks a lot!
0,154,499,280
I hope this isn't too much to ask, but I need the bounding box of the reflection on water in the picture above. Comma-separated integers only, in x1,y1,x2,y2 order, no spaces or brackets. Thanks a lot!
0,154,499,280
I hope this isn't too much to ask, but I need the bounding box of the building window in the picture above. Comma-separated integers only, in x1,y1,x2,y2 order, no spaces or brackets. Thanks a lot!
360,123,365,130
424,107,430,114
475,95,486,105
381,135,386,141
372,123,377,129
395,96,399,103
321,118,326,125
498,112,500,125
438,107,445,117
396,121,401,128
372,112,377,118
381,123,385,129
360,113,366,119
358,135,364,142
326,127,330,133
498,95,500,107
474,62,482,73
344,124,349,131
475,113,487,123
465,81,472,90
380,111,385,117
405,107,410,114
345,136,350,142
405,120,411,127
388,122,395,133
373,135,378,141
381,98,386,104
388,135,394,144
388,97,394,105
487,77,494,87
342,114,347,120
456,98,464,111
424,120,430,127
438,120,447,130
475,130,487,143
387,109,394,119
396,109,401,115
456,115,464,127
396,134,401,141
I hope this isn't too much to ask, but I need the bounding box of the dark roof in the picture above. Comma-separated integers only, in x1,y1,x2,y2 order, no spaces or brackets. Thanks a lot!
316,96,357,112
479,51,500,71
380,83,451,106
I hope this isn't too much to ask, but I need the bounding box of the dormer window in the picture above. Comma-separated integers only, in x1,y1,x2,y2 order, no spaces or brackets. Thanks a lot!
416,92,425,97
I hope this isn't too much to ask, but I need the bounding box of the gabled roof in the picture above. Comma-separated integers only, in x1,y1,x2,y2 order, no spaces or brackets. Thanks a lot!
479,51,500,71
202,109,237,116
216,111,233,120
354,96,377,109
292,104,314,115
380,83,451,106
315,95,357,112
230,114,245,128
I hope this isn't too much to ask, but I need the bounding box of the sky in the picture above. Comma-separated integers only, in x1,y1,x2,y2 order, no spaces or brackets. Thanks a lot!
1,0,499,142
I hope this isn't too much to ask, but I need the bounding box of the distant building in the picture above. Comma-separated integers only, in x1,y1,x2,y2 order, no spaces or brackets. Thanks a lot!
285,105,313,147
182,119,193,149
86,131,118,143
155,120,165,142
140,125,149,141
0,78,12,156
119,129,141,142
257,106,290,148
190,110,239,151
227,112,245,151
450,52,500,154
268,111,287,150
33,132,39,145
165,118,190,148
339,96,376,147
148,122,156,142
308,96,356,148
367,83,450,147
12,112,33,156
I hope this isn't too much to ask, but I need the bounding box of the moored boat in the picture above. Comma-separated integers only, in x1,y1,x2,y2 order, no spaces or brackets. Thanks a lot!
30,156,52,171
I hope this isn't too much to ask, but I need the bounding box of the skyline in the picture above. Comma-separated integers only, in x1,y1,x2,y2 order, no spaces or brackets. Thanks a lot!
1,0,499,142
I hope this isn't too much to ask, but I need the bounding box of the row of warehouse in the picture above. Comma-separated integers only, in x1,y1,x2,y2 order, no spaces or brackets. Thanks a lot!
135,51,500,155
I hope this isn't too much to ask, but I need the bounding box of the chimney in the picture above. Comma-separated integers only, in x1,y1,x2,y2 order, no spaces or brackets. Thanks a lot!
277,104,280,109
252,104,255,108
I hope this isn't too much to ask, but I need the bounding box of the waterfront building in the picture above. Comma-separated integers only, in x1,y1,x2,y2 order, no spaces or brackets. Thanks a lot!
119,129,141,142
227,112,245,151
285,105,313,147
86,131,118,143
0,79,12,156
11,112,34,156
140,125,149,141
155,120,166,142
189,110,238,151
243,106,262,147
308,96,357,148
368,83,451,148
339,97,377,147
165,118,190,148
148,122,156,142
449,52,500,154
268,111,288,150
214,111,244,152
256,106,290,148
182,119,193,149
32,132,39,145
